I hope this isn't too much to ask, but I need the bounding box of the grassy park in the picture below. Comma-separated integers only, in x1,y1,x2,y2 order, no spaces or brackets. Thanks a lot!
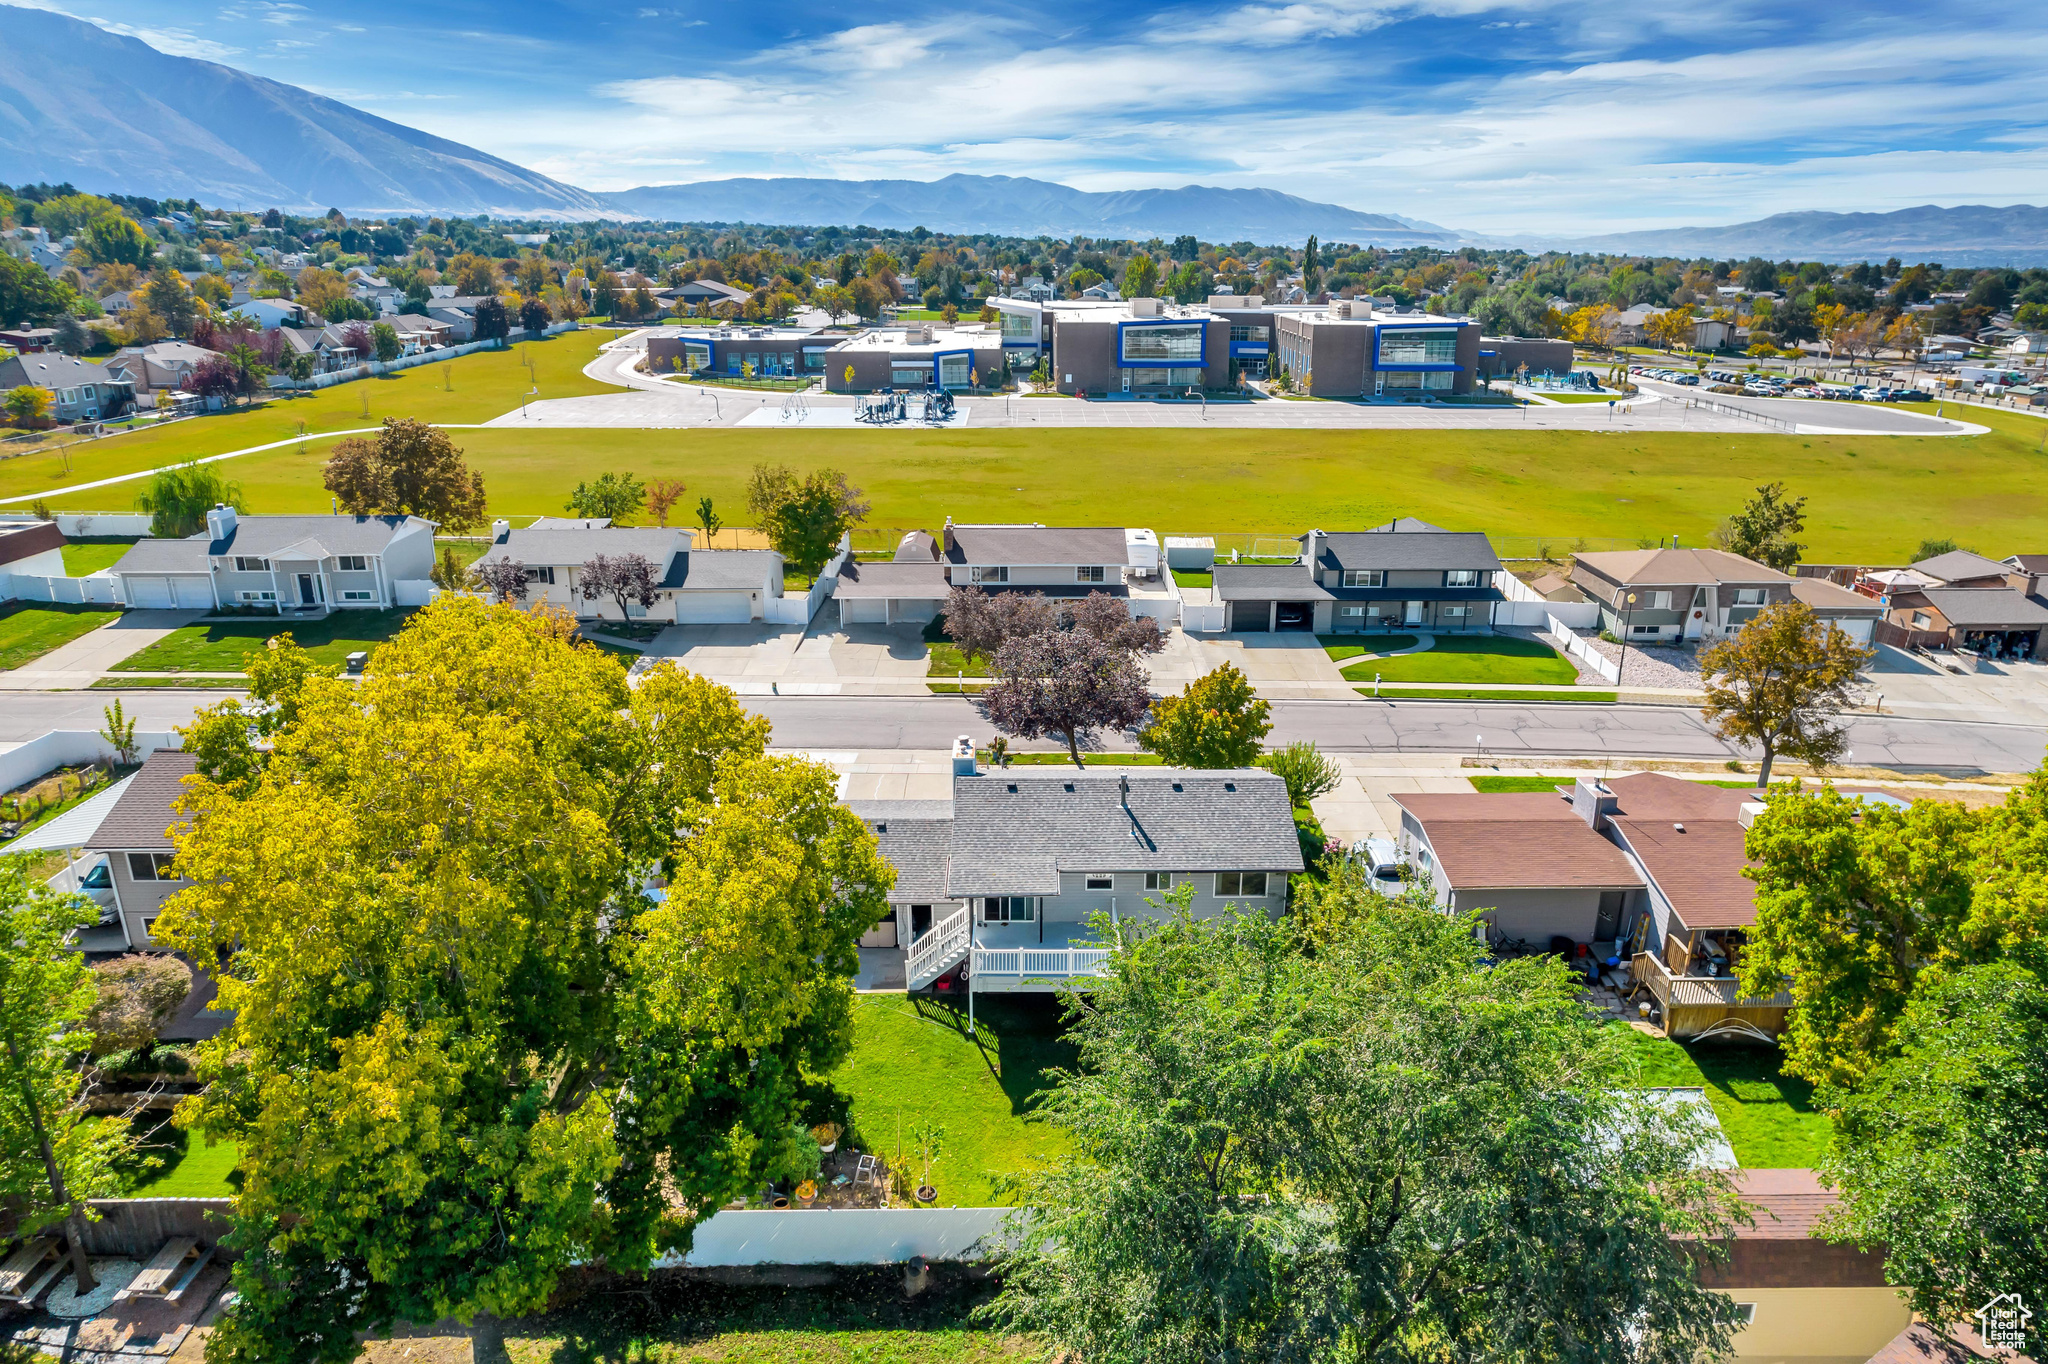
4,329,2046,561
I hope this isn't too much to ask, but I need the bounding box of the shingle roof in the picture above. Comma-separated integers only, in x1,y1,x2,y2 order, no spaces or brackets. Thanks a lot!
1212,563,1332,601
668,550,781,591
482,527,686,570
92,750,198,851
894,530,939,562
866,817,952,902
1312,529,1501,573
1920,587,2048,627
1789,578,1884,614
944,525,1128,567
1911,549,2013,583
0,520,63,568
834,560,949,598
1728,1169,1837,1239
1574,548,1789,587
110,538,211,574
2005,553,2048,574
1604,772,1754,821
1610,818,1756,930
527,516,612,529
0,353,125,389
206,514,424,557
947,769,1301,897
1392,792,1644,890
1364,516,1446,533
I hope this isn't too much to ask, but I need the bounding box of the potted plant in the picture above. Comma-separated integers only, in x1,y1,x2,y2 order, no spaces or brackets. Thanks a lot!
909,1119,945,1204
811,1122,842,1155
797,1179,818,1205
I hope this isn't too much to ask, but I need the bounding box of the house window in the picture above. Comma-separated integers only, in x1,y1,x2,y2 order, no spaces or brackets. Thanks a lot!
1084,874,1113,890
527,566,557,585
1732,1304,1757,1326
1215,871,1269,897
1145,872,1172,890
1647,591,1674,610
1076,566,1106,584
1912,611,1931,629
340,590,374,601
1443,606,1470,619
1445,569,1481,587
971,566,1009,585
1338,604,1365,619
238,590,277,603
142,917,160,939
1631,624,1660,635
981,896,1036,923
1342,570,1383,588
337,555,368,572
126,852,177,881
1734,588,1767,605
234,556,268,571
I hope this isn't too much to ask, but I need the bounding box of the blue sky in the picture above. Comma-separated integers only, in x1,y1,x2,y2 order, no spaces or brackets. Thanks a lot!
25,0,2048,234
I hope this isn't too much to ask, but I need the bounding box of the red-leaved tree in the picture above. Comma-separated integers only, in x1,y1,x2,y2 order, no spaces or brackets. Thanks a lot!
578,553,659,621
986,630,1150,766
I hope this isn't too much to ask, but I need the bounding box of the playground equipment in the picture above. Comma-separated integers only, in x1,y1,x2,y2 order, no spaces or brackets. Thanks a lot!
856,388,909,424
923,389,956,424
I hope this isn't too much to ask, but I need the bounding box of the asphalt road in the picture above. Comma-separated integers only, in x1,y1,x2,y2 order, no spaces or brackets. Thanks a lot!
8,691,2038,776
747,696,2043,775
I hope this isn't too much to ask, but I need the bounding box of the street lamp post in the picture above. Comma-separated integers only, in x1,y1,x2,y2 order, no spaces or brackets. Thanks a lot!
1615,592,1639,686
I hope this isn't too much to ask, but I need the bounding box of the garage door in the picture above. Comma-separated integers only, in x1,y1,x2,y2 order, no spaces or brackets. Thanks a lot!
125,577,174,609
172,577,214,609
674,592,753,624
1835,618,1875,645
1228,600,1269,632
842,598,888,625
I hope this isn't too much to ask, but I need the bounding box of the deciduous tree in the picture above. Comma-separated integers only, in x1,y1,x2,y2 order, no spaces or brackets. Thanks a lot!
1721,481,1808,571
1120,251,1159,299
4,384,52,426
646,478,686,528
158,599,888,1359
321,417,487,531
473,556,530,604
135,461,245,538
1062,591,1163,655
579,551,659,619
939,585,1057,665
566,471,647,525
0,857,130,1295
986,629,1150,766
1257,739,1340,805
745,464,869,575
472,295,511,342
1700,602,1872,788
985,895,1749,1364
1137,663,1271,768
86,953,193,1058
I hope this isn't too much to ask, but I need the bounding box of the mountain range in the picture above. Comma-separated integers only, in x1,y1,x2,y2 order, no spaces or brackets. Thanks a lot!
3,5,2043,262
1554,205,2048,267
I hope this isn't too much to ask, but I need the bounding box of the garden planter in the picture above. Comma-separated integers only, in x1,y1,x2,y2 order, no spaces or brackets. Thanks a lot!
915,1185,937,1204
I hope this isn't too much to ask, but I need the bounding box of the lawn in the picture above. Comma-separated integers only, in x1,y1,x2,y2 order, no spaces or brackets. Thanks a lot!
827,995,1075,1208
0,601,119,670
1341,634,1578,685
1469,775,1571,793
111,607,417,673
14,372,2048,560
500,1267,1036,1363
1616,1025,1831,1168
61,539,137,575
130,1127,243,1198
1170,568,1212,588
928,643,989,679
1320,633,1418,662
1358,687,1618,702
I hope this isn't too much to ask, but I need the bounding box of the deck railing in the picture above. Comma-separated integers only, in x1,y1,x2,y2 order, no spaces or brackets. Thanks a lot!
906,908,970,989
973,944,1113,981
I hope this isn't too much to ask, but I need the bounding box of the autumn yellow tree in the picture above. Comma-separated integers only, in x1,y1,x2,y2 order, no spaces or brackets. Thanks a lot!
161,599,892,1361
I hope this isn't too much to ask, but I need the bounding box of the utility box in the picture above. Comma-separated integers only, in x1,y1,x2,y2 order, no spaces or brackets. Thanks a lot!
345,651,368,676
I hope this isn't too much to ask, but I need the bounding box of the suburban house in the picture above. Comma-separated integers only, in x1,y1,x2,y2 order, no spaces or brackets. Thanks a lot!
859,744,1302,994
0,352,132,423
833,529,951,627
474,520,785,624
1572,547,1880,644
106,341,218,402
837,521,1176,629
663,278,755,312
1391,789,1644,945
1211,518,1502,634
1698,1169,1913,1364
109,507,436,612
228,297,306,329
0,517,66,579
1391,773,1799,1040
76,749,197,952
1874,548,2048,659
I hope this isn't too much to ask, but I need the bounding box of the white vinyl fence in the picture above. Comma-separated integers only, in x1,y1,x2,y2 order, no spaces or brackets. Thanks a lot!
0,730,183,795
1548,612,1621,684
56,513,154,537
764,537,850,626
271,321,579,392
1494,570,1600,629
1182,600,1226,633
392,579,437,607
1,573,122,606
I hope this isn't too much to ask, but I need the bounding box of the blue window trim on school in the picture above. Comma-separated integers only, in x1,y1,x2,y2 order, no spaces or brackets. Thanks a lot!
1116,319,1207,369
933,348,975,390
1372,322,1465,373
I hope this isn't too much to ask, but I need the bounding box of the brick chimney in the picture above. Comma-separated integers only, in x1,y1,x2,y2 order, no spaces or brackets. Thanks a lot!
943,516,955,555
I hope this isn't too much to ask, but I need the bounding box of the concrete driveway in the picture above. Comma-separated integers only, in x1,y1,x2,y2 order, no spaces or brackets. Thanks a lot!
0,609,207,689
1151,630,1353,698
1863,645,2048,726
633,620,933,694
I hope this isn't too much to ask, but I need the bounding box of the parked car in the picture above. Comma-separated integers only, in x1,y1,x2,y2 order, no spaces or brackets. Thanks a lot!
1351,837,1406,894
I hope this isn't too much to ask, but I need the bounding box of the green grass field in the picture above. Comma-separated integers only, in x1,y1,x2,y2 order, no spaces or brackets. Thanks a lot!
1341,634,1578,685
1360,687,1619,702
1468,775,1571,793
828,995,1074,1208
1617,1026,1830,1168
111,607,416,673
60,540,136,575
0,602,119,670
1320,634,1419,662
9,329,2046,561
